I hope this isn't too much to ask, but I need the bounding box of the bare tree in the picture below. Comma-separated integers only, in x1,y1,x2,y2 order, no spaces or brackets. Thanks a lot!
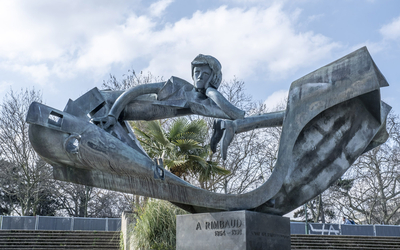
328,112,400,224
56,182,94,217
204,78,285,194
102,70,164,90
0,160,18,214
293,193,336,223
89,189,133,218
0,89,57,216
56,181,133,218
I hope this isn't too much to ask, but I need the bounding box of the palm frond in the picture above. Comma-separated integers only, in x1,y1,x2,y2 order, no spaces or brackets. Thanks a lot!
198,162,230,183
168,118,188,140
163,158,187,169
187,155,209,168
145,121,170,147
185,119,207,135
173,139,202,152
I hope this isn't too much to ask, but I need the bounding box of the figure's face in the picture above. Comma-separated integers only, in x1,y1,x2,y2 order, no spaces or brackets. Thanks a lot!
193,65,212,91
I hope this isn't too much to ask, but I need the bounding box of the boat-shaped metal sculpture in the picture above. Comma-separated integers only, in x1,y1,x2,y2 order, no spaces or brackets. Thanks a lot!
26,47,390,215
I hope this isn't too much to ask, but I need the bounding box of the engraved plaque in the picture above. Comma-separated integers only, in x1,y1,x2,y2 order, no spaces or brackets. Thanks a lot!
176,210,290,250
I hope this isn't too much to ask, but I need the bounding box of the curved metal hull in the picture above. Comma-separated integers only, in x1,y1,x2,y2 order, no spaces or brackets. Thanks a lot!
27,47,390,215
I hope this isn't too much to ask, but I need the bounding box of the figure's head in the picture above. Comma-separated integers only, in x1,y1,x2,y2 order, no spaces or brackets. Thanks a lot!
191,54,222,91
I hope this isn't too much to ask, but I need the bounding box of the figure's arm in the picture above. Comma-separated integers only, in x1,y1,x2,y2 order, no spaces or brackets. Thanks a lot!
205,87,245,120
97,82,165,128
109,82,165,119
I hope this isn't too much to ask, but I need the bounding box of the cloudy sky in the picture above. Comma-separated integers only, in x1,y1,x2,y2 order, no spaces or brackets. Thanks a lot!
0,0,399,113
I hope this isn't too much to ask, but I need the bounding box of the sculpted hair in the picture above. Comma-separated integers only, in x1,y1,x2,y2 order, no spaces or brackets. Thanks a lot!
191,54,222,89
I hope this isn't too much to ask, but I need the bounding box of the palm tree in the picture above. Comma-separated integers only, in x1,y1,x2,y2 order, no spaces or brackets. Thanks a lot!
131,118,229,187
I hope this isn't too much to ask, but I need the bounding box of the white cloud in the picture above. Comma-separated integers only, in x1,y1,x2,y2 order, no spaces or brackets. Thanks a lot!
350,42,384,55
141,4,340,82
0,1,129,61
0,81,13,94
307,14,324,23
263,90,288,110
0,0,139,83
349,14,400,58
0,62,50,85
149,0,174,17
0,1,339,88
221,0,281,5
21,64,51,85
380,16,400,41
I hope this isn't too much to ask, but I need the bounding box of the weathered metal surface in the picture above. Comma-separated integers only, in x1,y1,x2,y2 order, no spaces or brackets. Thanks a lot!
26,47,390,215
176,211,290,250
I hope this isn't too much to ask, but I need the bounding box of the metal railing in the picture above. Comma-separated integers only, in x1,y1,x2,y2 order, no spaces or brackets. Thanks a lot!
0,215,121,231
291,222,400,237
2,215,399,236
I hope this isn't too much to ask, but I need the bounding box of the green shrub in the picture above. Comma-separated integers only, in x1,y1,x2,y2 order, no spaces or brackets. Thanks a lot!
132,200,187,249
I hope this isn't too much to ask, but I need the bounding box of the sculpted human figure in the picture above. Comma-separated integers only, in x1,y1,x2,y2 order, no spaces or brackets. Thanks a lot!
96,54,285,160
96,54,244,127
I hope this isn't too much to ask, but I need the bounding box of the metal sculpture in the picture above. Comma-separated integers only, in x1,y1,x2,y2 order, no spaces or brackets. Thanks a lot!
26,47,390,215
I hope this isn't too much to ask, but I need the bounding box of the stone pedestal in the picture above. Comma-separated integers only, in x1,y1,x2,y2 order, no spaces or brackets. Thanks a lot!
176,210,290,250
121,211,136,250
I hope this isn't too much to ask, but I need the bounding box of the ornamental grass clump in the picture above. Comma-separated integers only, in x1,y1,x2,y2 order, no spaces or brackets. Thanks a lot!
132,199,187,250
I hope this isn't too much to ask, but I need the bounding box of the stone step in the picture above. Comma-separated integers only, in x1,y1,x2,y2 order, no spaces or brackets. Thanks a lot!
0,234,118,239
0,240,119,246
291,237,400,243
0,237,118,241
0,246,119,250
0,230,120,250
292,247,400,250
291,243,400,248
0,230,118,234
0,244,119,247
291,235,400,249
0,234,120,238
291,239,400,244
292,235,400,240
0,240,119,244
0,232,119,238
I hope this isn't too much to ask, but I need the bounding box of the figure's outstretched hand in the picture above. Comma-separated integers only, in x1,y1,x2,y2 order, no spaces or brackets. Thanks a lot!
210,119,237,160
92,115,117,130
220,120,236,160
210,120,223,153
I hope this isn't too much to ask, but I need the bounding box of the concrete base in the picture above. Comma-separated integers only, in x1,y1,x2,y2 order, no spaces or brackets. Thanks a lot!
176,210,290,250
121,211,136,250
